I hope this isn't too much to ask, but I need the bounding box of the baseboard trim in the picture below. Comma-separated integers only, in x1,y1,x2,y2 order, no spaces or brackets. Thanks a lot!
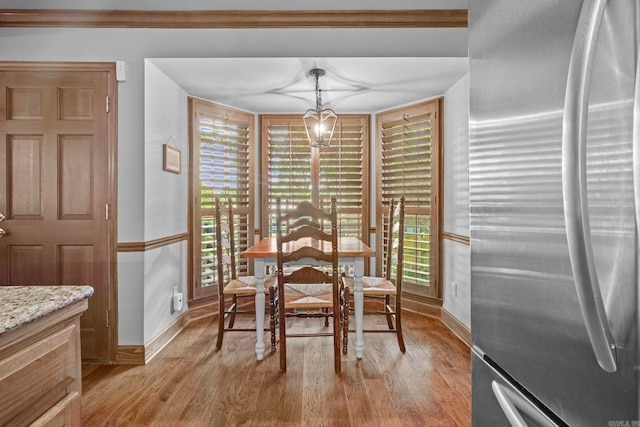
116,345,145,365
398,296,472,348
144,309,191,364
402,296,442,319
116,297,471,365
440,308,472,348
116,302,216,365
116,309,191,365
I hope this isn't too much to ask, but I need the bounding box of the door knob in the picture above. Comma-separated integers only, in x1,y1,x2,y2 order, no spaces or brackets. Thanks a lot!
0,228,5,238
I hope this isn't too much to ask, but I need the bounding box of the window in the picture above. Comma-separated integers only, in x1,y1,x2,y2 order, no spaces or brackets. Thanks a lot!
189,98,254,301
261,114,369,243
376,98,442,300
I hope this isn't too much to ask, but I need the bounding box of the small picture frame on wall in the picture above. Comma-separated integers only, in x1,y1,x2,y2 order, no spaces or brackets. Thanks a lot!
163,143,181,174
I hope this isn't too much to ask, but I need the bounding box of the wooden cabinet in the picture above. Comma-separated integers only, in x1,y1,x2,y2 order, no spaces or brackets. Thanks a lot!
0,299,87,426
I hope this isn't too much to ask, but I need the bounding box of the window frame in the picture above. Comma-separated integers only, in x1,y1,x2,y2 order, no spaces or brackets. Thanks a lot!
260,114,370,245
375,98,443,301
188,97,255,301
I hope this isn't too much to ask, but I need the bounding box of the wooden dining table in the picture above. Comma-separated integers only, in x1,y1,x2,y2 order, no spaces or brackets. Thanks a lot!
243,236,375,361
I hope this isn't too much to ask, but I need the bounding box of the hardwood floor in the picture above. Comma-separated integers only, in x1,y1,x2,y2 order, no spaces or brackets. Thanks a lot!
81,311,471,426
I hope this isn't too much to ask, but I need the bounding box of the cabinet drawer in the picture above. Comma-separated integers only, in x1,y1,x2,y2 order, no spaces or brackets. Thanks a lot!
0,323,79,426
31,392,80,427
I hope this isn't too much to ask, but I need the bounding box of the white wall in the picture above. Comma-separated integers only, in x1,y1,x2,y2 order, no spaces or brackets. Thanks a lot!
0,25,468,345
117,59,191,345
143,62,189,343
117,252,145,344
442,74,470,328
144,61,189,241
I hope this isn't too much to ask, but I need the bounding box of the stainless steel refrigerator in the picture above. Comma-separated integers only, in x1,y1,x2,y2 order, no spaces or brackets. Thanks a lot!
469,0,639,425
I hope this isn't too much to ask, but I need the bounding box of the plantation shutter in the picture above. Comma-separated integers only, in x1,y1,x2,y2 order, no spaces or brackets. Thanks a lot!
262,115,369,241
264,117,312,224
380,112,432,205
318,117,368,237
190,98,254,300
377,99,440,297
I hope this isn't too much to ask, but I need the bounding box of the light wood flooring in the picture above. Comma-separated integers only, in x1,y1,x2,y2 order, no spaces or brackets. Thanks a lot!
81,311,471,426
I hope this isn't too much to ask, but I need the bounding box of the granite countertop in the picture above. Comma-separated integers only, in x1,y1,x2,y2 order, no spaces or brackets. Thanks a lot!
0,286,94,334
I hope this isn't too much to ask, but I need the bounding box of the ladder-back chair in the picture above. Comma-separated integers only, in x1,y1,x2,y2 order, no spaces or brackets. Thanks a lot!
342,196,406,353
215,197,277,352
275,197,345,372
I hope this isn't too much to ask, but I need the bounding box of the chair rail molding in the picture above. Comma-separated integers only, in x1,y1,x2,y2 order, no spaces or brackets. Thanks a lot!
117,232,189,252
442,231,470,245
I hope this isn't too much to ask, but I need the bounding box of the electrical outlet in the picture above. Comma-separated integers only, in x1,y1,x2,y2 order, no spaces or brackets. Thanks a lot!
173,293,183,311
452,281,458,297
172,285,183,311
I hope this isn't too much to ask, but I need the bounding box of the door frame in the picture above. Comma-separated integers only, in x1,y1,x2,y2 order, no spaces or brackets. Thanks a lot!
0,61,119,362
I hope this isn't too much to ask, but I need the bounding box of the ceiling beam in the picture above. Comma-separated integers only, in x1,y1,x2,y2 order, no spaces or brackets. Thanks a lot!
0,9,467,28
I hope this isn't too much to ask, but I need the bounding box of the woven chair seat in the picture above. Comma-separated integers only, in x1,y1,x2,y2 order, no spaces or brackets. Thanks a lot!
283,283,334,308
223,275,276,295
342,275,396,296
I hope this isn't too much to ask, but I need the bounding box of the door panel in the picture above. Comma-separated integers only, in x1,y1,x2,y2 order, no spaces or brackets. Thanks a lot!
59,135,94,219
8,135,43,218
0,67,114,362
7,245,46,284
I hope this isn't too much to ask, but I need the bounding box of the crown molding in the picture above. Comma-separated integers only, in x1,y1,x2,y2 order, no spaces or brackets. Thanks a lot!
0,9,467,28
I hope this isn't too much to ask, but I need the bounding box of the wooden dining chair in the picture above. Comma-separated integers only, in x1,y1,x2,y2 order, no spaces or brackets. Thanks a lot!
342,196,406,353
214,197,277,352
275,197,345,372
280,200,327,323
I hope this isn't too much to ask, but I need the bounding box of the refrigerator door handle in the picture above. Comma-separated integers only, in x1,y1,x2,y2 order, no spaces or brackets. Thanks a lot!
491,381,558,427
561,0,617,373
491,381,528,427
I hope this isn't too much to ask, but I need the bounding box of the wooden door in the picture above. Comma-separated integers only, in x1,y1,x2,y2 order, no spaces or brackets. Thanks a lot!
0,64,116,363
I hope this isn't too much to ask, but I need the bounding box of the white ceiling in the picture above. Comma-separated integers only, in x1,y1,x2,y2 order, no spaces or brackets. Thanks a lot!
149,57,469,114
4,0,470,114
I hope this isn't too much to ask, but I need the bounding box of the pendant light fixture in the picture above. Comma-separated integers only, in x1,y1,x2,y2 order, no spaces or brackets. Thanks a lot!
303,68,337,148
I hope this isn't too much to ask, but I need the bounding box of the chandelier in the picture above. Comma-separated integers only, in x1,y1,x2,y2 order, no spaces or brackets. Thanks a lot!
303,68,337,148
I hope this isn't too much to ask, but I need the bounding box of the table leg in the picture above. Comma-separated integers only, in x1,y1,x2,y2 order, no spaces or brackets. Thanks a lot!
353,258,365,359
254,258,266,360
